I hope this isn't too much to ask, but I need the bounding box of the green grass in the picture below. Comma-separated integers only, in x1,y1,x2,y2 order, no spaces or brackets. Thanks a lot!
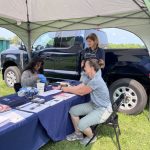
0,72,150,150
0,72,14,96
40,112,150,150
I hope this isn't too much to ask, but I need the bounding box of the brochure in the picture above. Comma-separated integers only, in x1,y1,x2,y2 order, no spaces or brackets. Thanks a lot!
53,93,75,101
0,104,11,113
39,90,62,97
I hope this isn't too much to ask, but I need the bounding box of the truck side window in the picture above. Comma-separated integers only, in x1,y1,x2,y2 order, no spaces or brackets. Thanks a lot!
33,32,56,50
54,37,61,47
60,30,84,49
61,37,75,48
45,32,55,48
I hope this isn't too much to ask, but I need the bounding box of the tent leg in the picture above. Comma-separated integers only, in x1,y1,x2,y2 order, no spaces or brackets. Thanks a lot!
27,29,32,60
27,21,32,61
26,0,32,61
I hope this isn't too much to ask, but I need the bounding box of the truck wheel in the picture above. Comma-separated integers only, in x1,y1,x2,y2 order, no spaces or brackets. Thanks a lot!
109,78,147,115
4,66,21,87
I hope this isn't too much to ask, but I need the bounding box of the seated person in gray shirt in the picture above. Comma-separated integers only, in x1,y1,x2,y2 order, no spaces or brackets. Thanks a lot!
61,59,112,145
21,58,47,87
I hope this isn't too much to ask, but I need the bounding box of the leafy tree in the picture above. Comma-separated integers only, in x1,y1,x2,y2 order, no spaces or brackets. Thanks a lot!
0,37,6,40
10,35,21,45
108,43,145,49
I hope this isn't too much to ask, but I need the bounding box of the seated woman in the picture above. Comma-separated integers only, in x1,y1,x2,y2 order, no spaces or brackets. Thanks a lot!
61,59,112,145
80,59,104,83
21,58,47,87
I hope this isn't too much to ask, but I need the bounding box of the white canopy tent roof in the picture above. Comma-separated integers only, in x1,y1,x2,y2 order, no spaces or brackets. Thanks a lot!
0,0,150,58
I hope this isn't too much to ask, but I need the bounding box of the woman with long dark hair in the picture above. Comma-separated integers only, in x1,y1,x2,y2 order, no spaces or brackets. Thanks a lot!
21,58,47,87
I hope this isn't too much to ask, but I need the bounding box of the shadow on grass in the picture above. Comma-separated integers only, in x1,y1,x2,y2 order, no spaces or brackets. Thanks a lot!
96,125,119,149
142,102,150,121
40,140,93,150
40,125,119,150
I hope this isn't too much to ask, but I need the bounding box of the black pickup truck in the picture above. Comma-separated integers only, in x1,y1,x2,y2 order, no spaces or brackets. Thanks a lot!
0,29,150,115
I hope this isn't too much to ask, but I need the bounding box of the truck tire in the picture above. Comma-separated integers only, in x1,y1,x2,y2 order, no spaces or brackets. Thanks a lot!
109,78,147,115
4,66,21,87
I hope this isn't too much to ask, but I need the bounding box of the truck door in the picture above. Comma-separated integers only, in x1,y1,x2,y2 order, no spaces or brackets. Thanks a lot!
39,49,55,78
53,30,84,80
33,32,56,78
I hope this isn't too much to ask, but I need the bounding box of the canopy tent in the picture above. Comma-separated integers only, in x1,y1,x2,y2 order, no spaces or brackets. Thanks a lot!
0,0,150,58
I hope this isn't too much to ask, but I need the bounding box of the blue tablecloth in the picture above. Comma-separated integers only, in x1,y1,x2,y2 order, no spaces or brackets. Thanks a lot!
0,94,29,108
37,94,89,141
0,110,49,150
0,81,90,149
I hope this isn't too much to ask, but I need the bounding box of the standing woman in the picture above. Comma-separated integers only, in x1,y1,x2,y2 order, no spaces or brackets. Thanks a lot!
80,33,105,82
81,33,105,68
21,58,47,87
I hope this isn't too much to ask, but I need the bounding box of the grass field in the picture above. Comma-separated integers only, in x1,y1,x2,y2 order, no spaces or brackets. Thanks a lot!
0,73,150,150
0,73,14,96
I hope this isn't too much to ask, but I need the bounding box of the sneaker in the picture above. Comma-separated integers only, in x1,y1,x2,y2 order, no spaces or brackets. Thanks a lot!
66,132,83,141
80,136,97,145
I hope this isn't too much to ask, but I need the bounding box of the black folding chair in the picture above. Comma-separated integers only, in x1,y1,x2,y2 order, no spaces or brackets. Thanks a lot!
14,83,22,93
86,93,125,150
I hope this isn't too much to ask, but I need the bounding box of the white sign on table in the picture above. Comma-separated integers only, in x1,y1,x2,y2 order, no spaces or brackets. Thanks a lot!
38,90,62,97
18,102,50,113
0,110,27,127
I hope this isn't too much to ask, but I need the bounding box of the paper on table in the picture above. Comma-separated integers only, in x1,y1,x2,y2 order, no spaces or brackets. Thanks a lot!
0,104,11,112
5,112,24,123
16,102,32,109
0,116,10,124
53,93,75,100
18,103,50,113
39,90,62,97
0,116,10,127
44,93,76,107
44,98,64,106
0,112,24,125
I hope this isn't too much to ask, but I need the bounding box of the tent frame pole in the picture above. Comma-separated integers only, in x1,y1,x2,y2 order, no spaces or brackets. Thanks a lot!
27,21,31,60
26,0,32,61
30,10,148,32
133,0,150,18
59,11,145,29
31,20,60,31
0,17,27,31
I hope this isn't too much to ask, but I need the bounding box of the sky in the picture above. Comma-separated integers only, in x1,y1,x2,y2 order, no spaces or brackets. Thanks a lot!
0,27,145,46
101,28,144,45
0,27,15,39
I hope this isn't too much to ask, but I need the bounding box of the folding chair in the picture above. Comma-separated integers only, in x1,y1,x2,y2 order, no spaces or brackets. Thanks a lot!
86,93,125,150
